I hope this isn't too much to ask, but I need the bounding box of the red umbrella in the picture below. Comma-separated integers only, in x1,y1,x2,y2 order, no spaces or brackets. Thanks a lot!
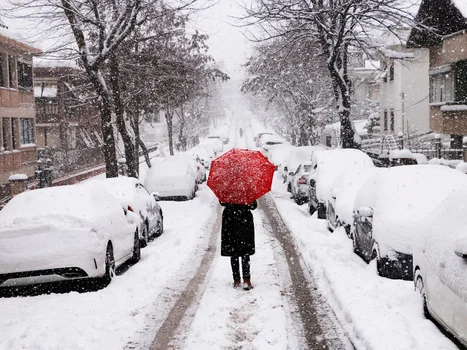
207,148,275,204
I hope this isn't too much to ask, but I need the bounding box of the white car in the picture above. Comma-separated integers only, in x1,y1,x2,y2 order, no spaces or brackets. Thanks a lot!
144,156,198,200
97,176,164,247
187,146,212,169
199,138,223,156
308,149,374,218
290,161,313,204
208,133,229,145
268,144,295,172
260,135,285,157
352,165,463,280
413,174,467,347
285,146,325,191
0,185,140,288
254,131,273,147
327,167,381,235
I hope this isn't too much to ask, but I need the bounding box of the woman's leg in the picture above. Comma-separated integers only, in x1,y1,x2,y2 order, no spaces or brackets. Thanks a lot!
230,256,241,282
241,255,251,280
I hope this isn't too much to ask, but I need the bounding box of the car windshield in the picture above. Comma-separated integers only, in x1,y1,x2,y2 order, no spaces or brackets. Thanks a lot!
1,2,462,349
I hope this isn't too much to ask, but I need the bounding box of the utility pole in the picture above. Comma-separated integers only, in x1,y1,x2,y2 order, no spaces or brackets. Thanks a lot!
400,92,405,136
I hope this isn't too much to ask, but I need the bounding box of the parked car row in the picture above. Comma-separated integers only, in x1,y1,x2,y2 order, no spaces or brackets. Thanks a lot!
264,136,467,346
0,176,164,289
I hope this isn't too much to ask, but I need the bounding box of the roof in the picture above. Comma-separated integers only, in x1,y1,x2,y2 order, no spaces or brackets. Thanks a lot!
408,0,467,47
0,27,41,54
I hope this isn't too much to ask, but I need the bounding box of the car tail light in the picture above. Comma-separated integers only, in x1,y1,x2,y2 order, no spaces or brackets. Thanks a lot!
197,165,200,170
127,205,134,212
298,176,307,184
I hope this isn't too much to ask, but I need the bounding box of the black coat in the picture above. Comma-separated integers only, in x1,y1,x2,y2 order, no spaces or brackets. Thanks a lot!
220,201,257,257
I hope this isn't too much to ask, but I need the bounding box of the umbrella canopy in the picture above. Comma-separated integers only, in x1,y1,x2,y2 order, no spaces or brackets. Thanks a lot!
207,148,275,204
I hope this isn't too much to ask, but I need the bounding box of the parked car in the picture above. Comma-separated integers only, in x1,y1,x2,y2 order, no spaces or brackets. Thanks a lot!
308,149,374,219
285,146,325,189
0,185,140,288
187,146,212,169
260,135,285,157
268,144,295,171
352,165,462,280
97,176,164,247
199,137,223,156
290,161,313,204
144,156,198,200
208,133,229,144
326,167,381,235
412,176,467,347
254,131,273,147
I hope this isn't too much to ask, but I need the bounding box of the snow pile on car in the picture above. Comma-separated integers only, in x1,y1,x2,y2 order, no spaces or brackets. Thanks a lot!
314,149,374,204
354,165,467,256
0,184,130,232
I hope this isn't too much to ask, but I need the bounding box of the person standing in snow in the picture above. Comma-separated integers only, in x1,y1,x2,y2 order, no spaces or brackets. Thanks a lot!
220,200,257,290
239,128,244,137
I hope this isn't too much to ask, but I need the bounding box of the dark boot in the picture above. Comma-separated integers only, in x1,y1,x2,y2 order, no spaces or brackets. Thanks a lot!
233,280,241,289
243,278,253,290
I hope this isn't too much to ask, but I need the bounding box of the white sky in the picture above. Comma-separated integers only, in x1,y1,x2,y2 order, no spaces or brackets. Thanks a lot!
191,0,252,80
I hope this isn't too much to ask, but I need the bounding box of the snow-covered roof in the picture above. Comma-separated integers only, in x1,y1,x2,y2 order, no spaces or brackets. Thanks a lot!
452,0,467,18
0,26,41,53
34,85,57,98
379,48,415,59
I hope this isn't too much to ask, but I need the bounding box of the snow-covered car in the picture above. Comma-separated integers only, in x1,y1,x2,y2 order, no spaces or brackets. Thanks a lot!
199,137,223,156
254,131,273,147
267,144,295,172
0,185,140,288
187,153,207,182
208,133,229,145
308,149,374,219
352,165,463,280
144,156,198,200
187,146,212,169
259,134,285,157
412,174,467,347
285,146,325,189
96,176,164,247
327,167,381,235
290,161,313,205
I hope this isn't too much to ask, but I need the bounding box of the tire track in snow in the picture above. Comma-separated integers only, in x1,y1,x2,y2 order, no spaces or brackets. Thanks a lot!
148,205,222,350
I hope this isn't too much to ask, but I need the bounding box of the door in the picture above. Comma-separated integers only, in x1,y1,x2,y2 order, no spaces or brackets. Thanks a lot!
355,216,374,261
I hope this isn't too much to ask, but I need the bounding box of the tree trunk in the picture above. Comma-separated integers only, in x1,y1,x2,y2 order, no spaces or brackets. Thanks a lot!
100,99,119,178
137,137,152,169
166,105,174,156
109,54,138,178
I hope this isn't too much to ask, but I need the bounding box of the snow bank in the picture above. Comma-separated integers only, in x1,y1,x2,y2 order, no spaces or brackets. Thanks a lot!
456,161,467,174
354,165,467,256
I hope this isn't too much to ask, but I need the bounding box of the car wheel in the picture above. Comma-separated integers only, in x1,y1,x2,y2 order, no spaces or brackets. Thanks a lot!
415,272,429,317
103,244,116,285
317,203,326,219
131,230,141,263
157,216,164,236
140,224,148,248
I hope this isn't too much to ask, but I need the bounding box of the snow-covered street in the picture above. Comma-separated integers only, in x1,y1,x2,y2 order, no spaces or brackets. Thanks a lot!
0,114,463,350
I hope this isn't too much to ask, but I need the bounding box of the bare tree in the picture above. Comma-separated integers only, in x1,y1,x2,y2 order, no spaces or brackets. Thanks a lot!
244,0,415,148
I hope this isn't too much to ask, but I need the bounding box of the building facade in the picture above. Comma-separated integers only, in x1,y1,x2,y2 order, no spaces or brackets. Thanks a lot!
0,30,40,198
408,0,467,148
379,29,430,138
34,65,104,176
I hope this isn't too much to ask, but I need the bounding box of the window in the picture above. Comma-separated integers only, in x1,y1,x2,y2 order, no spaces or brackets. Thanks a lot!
2,118,9,150
17,62,32,89
11,118,18,149
66,127,77,149
390,109,395,132
19,118,34,145
0,56,4,87
8,56,15,88
430,72,454,103
383,110,388,131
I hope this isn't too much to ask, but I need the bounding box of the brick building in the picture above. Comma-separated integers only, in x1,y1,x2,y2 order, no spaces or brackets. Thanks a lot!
0,30,41,198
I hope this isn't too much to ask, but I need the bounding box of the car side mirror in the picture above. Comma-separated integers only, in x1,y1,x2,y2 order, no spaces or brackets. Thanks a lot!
309,179,316,188
357,207,373,218
455,251,467,258
284,166,288,172
151,192,161,201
